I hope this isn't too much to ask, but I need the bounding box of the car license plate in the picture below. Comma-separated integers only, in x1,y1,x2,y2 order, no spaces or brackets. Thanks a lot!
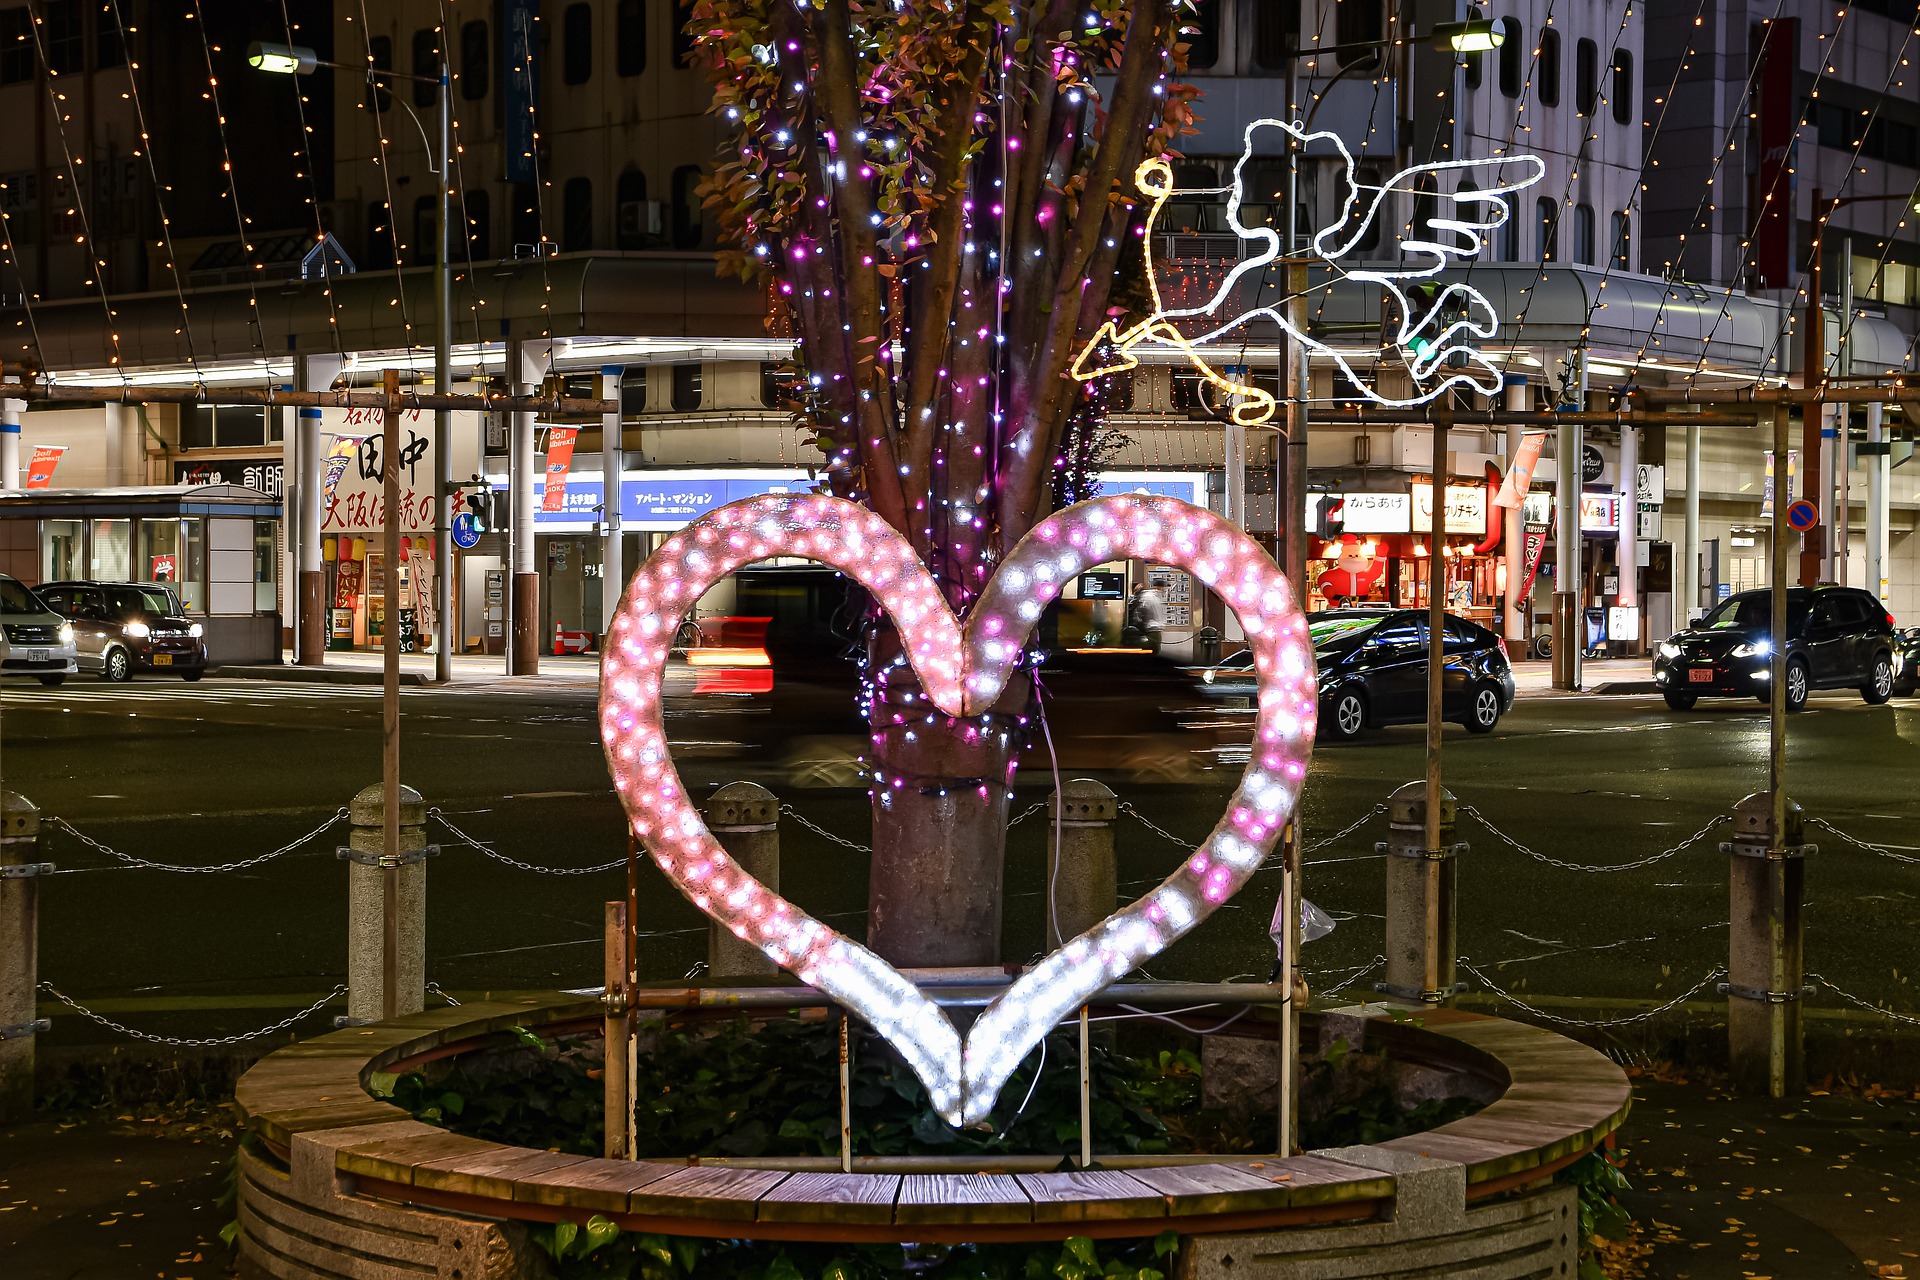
1688,668,1714,684
153,654,173,666
27,648,46,662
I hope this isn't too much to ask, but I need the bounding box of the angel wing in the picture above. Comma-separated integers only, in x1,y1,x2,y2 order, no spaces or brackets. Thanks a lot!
1324,154,1546,390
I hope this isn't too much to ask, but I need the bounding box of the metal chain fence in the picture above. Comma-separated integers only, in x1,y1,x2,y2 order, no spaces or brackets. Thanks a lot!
37,982,348,1047
1806,973,1920,1027
46,810,348,875
1458,804,1730,874
1805,816,1920,866
1308,954,1387,997
1457,959,1730,1029
779,805,874,854
428,809,628,875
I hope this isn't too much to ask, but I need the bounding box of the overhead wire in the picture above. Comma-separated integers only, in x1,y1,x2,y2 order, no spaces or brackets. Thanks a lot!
274,0,348,365
185,0,272,374
351,0,422,388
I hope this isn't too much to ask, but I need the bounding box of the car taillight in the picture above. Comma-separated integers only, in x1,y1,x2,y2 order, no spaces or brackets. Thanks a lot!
1886,610,1897,629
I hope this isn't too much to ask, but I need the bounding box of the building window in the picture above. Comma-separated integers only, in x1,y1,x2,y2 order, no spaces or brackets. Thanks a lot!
1575,38,1597,116
365,35,394,113
96,4,125,68
562,177,593,251
460,20,489,98
43,0,81,74
0,9,30,84
673,0,696,66
620,366,648,415
615,169,650,248
671,363,702,413
461,187,491,260
1185,0,1219,70
1572,203,1595,265
617,0,646,76
563,3,593,84
1250,0,1297,71
413,195,438,267
1611,49,1633,124
366,202,396,269
1611,211,1630,271
1335,0,1381,68
759,362,788,409
412,29,440,108
1497,18,1521,98
671,164,702,248
1497,194,1518,260
1537,28,1560,106
510,180,541,249
1536,197,1557,261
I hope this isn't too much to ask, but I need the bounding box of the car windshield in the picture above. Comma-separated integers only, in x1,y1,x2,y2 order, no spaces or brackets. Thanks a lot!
1309,611,1387,649
1701,592,1810,634
111,587,176,618
0,577,46,615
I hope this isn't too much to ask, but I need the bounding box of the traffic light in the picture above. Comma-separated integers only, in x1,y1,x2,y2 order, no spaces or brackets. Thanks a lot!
1405,282,1471,368
464,476,495,534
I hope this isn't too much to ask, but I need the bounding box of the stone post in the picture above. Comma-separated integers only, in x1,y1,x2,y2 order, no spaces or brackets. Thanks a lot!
1723,791,1809,1097
1046,779,1117,948
0,793,50,1121
344,783,427,1024
1379,780,1461,1006
705,783,779,978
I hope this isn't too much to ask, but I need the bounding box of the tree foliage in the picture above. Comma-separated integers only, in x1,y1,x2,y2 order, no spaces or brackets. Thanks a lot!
692,0,1200,582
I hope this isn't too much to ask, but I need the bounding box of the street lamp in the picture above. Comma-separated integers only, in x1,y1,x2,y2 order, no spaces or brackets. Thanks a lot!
248,41,456,684
1429,20,1506,52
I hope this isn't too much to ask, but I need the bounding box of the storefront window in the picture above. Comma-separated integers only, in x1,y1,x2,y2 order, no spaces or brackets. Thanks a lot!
138,518,181,584
90,519,131,580
254,520,278,613
179,518,206,612
43,519,82,581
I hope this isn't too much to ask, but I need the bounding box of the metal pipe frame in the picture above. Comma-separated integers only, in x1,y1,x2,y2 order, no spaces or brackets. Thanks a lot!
0,380,614,415
625,981,1292,1011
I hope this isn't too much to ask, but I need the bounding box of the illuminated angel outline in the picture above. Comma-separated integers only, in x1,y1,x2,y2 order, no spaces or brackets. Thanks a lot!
1070,120,1547,423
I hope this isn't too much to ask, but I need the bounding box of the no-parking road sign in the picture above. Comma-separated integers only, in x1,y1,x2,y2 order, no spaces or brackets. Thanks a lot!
1784,499,1819,532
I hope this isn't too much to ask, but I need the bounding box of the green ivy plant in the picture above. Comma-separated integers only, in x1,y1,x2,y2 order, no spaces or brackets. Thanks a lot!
1559,1150,1634,1280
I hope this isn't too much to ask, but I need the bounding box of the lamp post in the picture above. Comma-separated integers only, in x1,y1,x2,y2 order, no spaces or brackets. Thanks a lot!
252,41,455,684
1798,186,1918,588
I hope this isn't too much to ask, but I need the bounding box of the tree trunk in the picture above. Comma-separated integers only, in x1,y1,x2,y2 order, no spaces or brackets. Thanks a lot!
863,629,1024,968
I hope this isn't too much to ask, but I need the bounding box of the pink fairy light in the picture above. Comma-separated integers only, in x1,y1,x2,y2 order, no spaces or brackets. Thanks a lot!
600,494,1315,1126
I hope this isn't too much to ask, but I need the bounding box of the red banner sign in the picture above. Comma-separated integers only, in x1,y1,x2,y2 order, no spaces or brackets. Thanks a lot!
1517,525,1550,602
23,445,65,489
1751,19,1797,289
542,427,580,513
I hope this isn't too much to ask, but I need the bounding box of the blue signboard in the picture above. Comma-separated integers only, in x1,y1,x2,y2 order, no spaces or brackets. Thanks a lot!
451,512,482,549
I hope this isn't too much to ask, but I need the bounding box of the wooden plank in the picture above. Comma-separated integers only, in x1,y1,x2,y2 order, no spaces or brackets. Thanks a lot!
246,1100,411,1145
1112,1163,1294,1217
629,1166,790,1221
337,1129,504,1183
514,1160,685,1215
1014,1170,1167,1223
894,1174,1033,1226
1378,1130,1534,1173
757,1173,902,1225
413,1145,594,1200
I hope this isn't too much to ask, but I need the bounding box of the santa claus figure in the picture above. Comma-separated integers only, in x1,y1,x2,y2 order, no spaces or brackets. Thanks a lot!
1318,534,1386,604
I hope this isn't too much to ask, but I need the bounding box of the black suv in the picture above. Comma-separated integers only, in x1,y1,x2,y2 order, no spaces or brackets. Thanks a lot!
1653,586,1896,712
38,581,209,681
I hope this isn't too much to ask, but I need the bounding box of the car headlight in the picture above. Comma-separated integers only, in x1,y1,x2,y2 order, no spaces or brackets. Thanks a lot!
188,622,203,638
125,621,150,640
1658,641,1681,660
1202,669,1215,683
58,622,73,645
1731,639,1770,658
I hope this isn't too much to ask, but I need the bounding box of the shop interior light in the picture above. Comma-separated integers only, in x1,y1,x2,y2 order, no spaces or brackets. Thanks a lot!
246,41,318,75
1431,20,1505,51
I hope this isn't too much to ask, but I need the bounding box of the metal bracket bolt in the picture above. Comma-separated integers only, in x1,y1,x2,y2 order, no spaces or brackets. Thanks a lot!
0,862,55,879
0,1017,51,1040
1717,981,1815,1005
336,845,439,869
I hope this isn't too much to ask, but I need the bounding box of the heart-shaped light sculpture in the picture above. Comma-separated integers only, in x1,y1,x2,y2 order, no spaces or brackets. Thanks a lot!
600,493,1316,1125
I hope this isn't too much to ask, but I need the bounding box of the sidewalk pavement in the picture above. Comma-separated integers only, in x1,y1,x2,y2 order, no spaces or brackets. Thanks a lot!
217,649,602,687
1511,655,1661,697
3,1078,1914,1278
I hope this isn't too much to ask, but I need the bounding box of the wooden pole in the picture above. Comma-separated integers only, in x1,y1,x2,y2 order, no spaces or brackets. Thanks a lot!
1770,402,1790,838
625,830,640,1161
1078,1007,1092,1170
1425,409,1450,860
381,368,401,1022
604,899,630,1160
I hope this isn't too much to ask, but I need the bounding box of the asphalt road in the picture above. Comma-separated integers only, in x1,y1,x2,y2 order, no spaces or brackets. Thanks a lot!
6,670,1917,1043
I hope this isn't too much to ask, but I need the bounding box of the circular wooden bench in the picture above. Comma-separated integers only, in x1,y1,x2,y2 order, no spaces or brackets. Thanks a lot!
231,994,1628,1276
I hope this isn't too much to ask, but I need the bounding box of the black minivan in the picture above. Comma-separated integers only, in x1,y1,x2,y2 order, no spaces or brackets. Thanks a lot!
1652,586,1896,712
38,580,209,681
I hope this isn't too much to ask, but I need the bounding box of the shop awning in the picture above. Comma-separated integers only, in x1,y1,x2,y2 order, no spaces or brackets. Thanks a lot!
0,483,281,518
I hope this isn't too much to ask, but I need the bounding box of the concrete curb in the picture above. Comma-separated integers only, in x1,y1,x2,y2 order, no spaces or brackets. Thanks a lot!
214,664,431,687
